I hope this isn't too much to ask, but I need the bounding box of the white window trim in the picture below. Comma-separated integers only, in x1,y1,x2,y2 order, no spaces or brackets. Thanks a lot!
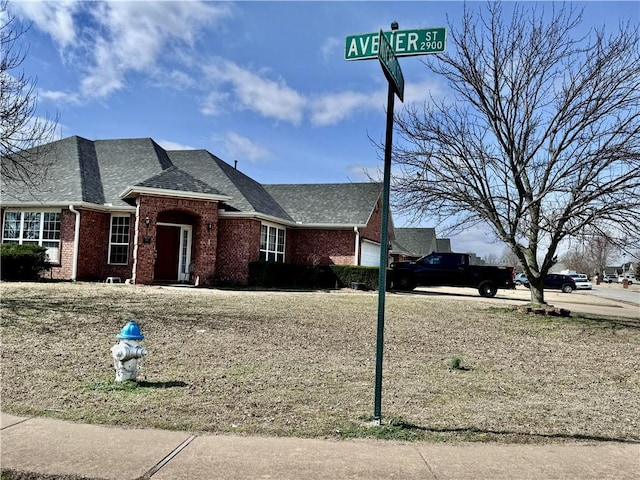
260,222,286,263
108,215,131,265
2,209,62,263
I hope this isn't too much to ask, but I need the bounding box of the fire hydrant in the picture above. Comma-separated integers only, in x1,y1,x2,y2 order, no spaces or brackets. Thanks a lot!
111,320,147,382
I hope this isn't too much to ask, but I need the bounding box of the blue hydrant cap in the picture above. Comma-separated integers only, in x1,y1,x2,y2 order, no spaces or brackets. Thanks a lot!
116,320,144,340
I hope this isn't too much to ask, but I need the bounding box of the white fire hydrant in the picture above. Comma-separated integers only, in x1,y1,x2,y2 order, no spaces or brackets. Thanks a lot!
111,320,147,382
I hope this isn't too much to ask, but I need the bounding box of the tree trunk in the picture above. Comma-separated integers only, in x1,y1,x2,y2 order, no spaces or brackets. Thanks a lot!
528,279,545,305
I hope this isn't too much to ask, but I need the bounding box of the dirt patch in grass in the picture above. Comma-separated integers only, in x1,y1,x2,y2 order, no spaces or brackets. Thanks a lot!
1,282,639,443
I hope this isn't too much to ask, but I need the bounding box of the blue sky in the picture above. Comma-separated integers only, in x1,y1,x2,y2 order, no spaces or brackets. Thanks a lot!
10,0,640,260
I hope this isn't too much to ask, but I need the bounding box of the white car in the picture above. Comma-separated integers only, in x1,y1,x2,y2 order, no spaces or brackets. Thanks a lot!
617,276,635,285
569,274,592,290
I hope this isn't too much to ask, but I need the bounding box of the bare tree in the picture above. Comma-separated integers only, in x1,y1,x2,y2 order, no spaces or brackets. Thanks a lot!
499,247,521,270
1,1,58,189
560,247,593,276
391,2,640,304
482,252,500,266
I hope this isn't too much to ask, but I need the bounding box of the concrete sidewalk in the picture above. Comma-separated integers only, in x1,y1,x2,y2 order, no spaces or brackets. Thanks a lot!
2,413,638,479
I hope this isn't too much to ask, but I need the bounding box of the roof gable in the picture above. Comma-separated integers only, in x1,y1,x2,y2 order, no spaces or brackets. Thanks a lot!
134,166,224,195
94,138,172,206
168,150,292,221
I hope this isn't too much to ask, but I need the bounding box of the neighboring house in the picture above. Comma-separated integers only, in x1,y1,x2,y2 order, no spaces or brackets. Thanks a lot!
603,266,622,277
391,227,437,262
1,136,391,285
435,238,451,253
390,227,452,262
616,262,637,281
600,263,637,278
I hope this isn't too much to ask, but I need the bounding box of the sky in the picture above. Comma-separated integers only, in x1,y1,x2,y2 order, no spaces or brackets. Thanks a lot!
8,0,640,261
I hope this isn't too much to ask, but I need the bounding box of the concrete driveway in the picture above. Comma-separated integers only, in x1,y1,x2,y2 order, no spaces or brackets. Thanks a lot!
407,283,640,320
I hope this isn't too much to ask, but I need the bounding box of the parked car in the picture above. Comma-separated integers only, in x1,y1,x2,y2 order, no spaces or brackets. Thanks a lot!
568,274,592,290
523,274,577,293
617,276,635,285
602,275,616,283
514,273,528,286
390,252,515,297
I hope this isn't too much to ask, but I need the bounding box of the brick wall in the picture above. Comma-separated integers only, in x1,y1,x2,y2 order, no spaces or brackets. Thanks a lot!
359,198,384,244
133,195,219,285
216,218,261,284
51,209,134,281
286,198,386,267
288,229,356,266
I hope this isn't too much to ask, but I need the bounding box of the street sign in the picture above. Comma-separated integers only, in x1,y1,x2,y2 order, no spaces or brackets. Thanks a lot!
377,30,404,102
345,28,446,61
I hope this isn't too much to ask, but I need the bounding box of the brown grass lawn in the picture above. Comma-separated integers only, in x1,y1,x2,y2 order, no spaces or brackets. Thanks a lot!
1,282,639,443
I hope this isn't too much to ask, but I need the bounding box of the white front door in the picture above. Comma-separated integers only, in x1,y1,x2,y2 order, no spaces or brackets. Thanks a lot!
178,226,192,282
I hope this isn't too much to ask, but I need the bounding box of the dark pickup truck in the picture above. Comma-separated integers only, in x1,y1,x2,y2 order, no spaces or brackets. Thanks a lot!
391,252,515,297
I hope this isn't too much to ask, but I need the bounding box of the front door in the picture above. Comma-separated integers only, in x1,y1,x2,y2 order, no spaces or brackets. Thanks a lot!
154,225,180,282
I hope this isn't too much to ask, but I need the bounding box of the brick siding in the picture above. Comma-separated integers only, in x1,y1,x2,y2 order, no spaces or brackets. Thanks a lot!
288,229,356,266
133,195,219,285
216,218,261,284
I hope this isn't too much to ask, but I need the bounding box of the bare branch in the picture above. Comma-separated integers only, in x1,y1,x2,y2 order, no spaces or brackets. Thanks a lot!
1,1,60,190
391,1,640,304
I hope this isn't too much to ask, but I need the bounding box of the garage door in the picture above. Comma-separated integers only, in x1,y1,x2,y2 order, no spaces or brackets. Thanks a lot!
361,240,381,267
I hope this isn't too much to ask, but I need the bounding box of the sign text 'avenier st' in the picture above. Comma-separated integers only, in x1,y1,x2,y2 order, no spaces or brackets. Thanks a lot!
345,28,446,61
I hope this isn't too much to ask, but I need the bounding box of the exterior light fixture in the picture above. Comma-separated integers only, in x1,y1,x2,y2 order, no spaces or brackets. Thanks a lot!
207,222,213,231
144,216,150,227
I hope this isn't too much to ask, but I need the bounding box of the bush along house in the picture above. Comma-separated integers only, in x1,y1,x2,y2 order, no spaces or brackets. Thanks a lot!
1,136,391,285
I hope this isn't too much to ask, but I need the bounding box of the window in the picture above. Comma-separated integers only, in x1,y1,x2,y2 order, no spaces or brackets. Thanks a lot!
109,216,130,264
260,224,285,262
2,210,61,262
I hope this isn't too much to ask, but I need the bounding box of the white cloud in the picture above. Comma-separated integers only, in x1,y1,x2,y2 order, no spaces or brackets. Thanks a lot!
39,89,81,106
320,37,341,61
157,140,197,151
12,0,79,48
221,131,270,163
17,1,232,101
402,78,443,105
310,90,385,126
308,78,441,127
347,164,379,182
79,2,231,99
203,59,306,125
201,91,231,116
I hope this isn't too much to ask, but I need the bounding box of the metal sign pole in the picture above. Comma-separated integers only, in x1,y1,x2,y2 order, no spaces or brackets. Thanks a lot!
373,79,396,424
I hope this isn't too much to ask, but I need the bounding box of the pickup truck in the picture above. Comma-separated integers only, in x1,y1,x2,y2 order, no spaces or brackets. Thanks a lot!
390,252,515,297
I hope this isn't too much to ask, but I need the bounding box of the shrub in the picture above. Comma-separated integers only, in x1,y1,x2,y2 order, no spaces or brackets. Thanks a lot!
0,244,51,281
248,262,391,290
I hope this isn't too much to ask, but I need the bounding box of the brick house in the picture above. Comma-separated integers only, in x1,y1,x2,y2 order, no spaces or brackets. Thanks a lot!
1,136,392,285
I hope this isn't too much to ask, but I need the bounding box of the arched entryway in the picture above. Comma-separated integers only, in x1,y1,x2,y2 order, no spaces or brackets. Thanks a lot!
154,210,195,283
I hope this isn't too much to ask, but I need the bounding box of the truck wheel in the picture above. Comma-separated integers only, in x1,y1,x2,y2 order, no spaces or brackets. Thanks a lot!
561,284,574,293
478,281,498,298
394,274,416,291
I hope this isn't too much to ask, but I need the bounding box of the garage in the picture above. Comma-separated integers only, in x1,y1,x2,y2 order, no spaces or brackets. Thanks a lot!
360,240,381,267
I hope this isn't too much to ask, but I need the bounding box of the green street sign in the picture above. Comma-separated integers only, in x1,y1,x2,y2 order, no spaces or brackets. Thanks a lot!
378,30,404,102
345,28,446,61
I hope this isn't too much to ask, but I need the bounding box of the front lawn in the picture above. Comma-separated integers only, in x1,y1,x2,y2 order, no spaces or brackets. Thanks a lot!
1,282,638,443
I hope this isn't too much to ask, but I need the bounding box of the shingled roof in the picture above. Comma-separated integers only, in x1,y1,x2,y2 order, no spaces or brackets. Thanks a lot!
264,183,382,226
131,166,225,196
168,150,292,220
391,227,437,257
2,137,381,228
